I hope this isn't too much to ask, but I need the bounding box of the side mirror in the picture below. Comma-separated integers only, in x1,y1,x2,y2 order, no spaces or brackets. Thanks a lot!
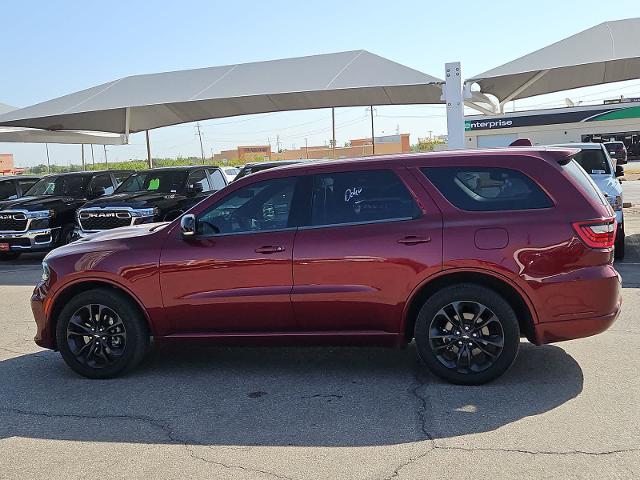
92,186,107,198
180,214,196,238
188,183,204,195
615,165,625,178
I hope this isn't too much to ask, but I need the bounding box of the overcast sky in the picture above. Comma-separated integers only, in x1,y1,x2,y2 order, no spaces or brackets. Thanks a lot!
2,0,640,167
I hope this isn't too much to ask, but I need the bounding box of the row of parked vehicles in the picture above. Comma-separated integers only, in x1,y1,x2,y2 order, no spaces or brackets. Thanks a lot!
13,142,624,385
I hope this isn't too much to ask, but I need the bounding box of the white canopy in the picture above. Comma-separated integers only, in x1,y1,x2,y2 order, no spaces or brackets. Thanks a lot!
0,102,124,144
468,18,640,111
0,50,444,135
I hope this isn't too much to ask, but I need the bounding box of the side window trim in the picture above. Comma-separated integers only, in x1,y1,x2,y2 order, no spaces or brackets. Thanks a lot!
298,215,417,231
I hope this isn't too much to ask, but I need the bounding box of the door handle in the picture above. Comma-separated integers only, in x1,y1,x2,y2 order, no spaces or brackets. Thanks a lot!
397,236,431,245
255,245,286,254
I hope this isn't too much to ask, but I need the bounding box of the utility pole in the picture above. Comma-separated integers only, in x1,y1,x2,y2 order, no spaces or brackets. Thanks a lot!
369,106,376,155
81,144,85,169
45,143,51,173
276,135,281,153
195,123,205,164
90,144,95,167
305,138,308,159
103,145,108,168
331,107,336,159
145,130,153,168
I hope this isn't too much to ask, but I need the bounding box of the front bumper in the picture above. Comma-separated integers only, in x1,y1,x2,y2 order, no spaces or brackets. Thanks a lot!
0,227,60,251
31,283,55,349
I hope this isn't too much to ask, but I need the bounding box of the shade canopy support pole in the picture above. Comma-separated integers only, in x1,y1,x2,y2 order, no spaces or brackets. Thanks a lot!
444,62,465,150
124,107,131,144
146,130,152,168
498,69,549,112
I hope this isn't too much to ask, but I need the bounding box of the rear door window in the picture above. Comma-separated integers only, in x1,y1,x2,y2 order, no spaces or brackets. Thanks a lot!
207,169,227,190
187,169,211,192
310,169,420,227
91,174,115,196
572,149,611,174
422,167,553,211
0,181,17,200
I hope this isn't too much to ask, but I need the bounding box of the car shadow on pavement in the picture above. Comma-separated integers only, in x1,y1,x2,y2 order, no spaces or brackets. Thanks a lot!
0,342,583,447
615,232,640,287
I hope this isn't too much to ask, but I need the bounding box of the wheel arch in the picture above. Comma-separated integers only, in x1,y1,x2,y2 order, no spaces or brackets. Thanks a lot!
402,269,538,344
48,278,153,349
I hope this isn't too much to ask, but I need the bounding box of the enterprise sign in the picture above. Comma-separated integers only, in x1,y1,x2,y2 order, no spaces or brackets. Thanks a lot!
465,104,640,131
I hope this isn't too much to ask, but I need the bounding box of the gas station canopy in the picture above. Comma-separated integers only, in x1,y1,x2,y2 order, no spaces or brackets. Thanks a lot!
468,18,640,112
0,51,444,136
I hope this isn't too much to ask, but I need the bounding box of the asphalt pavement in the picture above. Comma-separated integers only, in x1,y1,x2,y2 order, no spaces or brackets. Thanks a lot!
0,184,638,479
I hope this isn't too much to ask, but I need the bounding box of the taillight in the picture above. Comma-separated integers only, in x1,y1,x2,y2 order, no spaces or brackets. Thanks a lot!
572,219,617,249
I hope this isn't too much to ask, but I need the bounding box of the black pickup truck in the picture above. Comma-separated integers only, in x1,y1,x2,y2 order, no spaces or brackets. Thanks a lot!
75,166,227,237
0,170,131,259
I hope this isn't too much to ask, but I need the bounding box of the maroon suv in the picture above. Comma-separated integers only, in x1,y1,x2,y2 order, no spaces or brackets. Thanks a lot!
31,147,621,384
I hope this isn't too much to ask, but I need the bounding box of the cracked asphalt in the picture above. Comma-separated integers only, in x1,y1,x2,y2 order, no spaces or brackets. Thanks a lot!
0,184,639,479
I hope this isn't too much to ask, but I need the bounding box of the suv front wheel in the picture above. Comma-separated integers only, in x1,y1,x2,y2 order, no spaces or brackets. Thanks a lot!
56,289,149,379
414,284,520,385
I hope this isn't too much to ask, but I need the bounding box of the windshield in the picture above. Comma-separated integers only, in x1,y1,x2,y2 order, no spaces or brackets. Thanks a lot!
572,149,611,175
25,175,91,197
115,171,188,194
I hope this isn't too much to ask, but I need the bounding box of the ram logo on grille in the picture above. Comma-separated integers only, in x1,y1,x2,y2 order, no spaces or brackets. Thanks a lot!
87,212,117,218
0,214,15,220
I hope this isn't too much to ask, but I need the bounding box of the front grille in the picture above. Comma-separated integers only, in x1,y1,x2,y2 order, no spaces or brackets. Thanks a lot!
79,211,132,231
0,213,28,232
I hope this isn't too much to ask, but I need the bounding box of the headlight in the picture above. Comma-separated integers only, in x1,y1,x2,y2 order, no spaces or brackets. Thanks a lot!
41,261,50,282
26,210,55,219
131,208,157,217
607,195,623,211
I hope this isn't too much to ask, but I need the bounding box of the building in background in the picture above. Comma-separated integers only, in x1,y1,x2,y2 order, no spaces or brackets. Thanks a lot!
464,98,640,159
0,153,20,175
213,133,411,163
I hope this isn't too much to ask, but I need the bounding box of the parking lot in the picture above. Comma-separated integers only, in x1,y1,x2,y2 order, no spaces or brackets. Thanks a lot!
0,185,638,480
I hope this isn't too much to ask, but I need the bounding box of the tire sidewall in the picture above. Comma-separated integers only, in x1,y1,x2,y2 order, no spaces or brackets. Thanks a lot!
414,284,520,385
55,289,148,379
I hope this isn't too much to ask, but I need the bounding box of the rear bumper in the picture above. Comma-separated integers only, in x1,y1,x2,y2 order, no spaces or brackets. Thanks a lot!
0,227,60,252
533,271,622,345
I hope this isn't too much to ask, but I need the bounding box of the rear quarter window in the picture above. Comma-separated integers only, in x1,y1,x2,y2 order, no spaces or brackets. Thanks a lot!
421,167,553,211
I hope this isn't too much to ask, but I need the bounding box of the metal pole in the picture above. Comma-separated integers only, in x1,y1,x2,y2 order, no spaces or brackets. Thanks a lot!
444,62,465,150
305,138,308,159
81,144,85,169
331,108,336,159
370,106,375,155
90,144,95,167
103,145,108,168
146,130,152,168
45,144,51,173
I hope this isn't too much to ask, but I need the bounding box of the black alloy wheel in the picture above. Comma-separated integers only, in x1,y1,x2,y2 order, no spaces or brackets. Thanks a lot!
66,304,127,369
414,284,520,385
56,289,149,378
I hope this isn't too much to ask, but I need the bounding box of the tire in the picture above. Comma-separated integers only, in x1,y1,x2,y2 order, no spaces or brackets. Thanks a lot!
414,284,520,385
55,288,149,379
614,223,625,260
0,252,21,261
57,224,76,247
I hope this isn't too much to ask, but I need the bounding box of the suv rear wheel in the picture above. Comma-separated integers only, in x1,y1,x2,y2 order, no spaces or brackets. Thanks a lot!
614,222,625,260
55,289,149,379
414,284,520,385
